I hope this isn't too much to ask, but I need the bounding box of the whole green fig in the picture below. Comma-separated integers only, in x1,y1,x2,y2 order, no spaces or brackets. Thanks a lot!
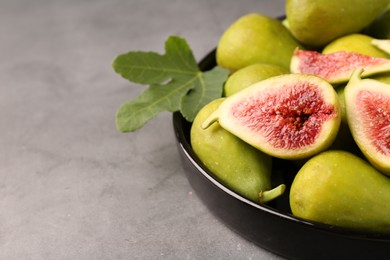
191,98,285,203
223,63,289,97
290,150,390,233
286,0,389,47
216,13,302,72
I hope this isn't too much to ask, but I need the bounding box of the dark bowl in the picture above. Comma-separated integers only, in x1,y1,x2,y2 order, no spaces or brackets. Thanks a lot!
172,49,390,260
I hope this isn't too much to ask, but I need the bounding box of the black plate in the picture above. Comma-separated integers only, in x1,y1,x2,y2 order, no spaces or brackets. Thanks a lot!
172,50,390,260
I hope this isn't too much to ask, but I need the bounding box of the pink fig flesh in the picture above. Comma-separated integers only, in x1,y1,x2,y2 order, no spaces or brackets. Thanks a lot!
290,49,390,84
357,92,390,153
203,74,341,160
345,69,390,175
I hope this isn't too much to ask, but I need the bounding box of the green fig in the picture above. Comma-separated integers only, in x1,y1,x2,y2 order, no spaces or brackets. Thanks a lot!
344,69,390,175
322,34,390,58
202,74,341,160
216,13,302,72
290,150,390,233
190,98,285,203
372,39,390,55
286,0,389,47
223,63,289,97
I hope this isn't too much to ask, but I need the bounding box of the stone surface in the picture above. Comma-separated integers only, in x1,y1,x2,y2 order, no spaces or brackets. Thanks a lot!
0,0,286,259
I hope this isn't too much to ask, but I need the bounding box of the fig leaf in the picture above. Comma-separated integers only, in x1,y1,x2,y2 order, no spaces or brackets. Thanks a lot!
113,36,228,132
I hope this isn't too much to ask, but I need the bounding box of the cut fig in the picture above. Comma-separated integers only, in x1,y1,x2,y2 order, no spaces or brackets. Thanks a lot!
290,49,390,84
202,74,341,160
344,68,390,175
372,39,390,55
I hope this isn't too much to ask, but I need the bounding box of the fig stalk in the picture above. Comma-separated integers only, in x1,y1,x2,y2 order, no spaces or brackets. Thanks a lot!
259,184,286,203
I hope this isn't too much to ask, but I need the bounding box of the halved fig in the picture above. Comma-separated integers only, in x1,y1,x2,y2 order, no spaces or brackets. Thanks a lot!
202,74,341,160
344,68,390,175
290,49,390,84
372,39,390,55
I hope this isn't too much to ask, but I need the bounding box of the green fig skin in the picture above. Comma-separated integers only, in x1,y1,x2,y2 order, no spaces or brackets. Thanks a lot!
322,33,390,58
216,13,302,72
286,0,389,47
372,39,390,55
191,98,283,203
290,150,390,233
223,63,289,97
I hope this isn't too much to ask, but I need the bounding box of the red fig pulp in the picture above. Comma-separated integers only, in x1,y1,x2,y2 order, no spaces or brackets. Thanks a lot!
202,74,341,160
290,49,390,84
345,69,390,175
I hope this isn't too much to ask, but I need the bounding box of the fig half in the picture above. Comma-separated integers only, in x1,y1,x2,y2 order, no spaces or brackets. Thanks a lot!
344,68,390,175
202,74,341,160
290,49,390,84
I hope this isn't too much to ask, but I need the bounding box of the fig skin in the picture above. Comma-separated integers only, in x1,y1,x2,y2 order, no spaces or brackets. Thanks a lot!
344,69,390,175
286,0,389,47
216,13,302,72
372,39,390,55
191,98,285,203
203,74,341,160
322,34,390,58
290,150,390,234
223,63,289,97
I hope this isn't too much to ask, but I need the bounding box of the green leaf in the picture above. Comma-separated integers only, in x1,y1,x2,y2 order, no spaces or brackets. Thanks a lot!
113,36,228,132
180,66,229,121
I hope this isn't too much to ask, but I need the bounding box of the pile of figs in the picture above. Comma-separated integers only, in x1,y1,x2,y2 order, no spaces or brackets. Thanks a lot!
190,1,390,233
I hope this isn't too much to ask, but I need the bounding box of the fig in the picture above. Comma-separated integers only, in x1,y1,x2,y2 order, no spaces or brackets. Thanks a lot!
223,63,289,97
190,98,285,203
322,34,390,58
344,69,390,175
372,39,390,55
290,49,390,84
202,74,341,160
290,150,390,233
216,13,302,72
286,0,389,47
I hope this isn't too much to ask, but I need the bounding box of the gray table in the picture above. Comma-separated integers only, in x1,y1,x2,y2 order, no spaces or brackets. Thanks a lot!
1,0,286,259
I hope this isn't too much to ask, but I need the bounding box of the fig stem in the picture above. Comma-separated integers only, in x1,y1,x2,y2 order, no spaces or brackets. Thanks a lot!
259,184,286,203
201,109,220,129
349,68,364,84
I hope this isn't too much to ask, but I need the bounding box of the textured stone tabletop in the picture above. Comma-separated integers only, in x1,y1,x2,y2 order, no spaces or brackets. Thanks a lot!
1,0,286,259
